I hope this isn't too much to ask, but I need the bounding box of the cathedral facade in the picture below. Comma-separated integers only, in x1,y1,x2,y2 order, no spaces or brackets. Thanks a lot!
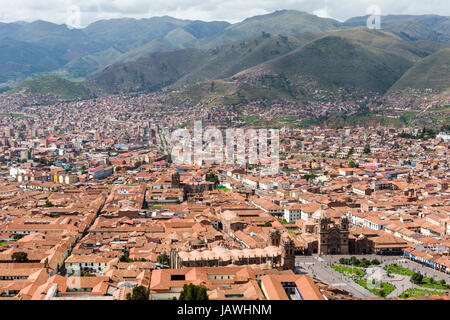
313,208,349,255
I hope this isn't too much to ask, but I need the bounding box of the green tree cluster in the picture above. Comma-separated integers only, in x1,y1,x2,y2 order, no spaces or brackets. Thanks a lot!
411,272,423,284
44,199,54,207
206,172,219,186
338,257,379,268
120,251,131,263
11,252,28,262
126,286,150,300
179,283,209,300
157,253,169,266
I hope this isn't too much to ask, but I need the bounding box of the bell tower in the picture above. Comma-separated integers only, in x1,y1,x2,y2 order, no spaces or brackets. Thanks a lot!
281,237,295,270
269,228,281,247
171,172,181,188
340,215,349,231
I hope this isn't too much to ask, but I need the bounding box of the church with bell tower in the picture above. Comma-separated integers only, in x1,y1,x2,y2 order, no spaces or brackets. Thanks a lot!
312,207,349,255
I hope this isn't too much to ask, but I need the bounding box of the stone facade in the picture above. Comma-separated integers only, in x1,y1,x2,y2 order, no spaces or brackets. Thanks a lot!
314,209,349,255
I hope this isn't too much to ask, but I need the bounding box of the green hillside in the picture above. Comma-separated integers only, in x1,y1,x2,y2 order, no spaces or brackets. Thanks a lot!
13,75,90,99
169,35,415,107
206,10,342,48
384,21,450,44
389,48,450,92
164,28,198,47
1,11,448,86
0,39,63,83
65,38,180,78
90,26,447,96
344,14,450,33
0,17,229,82
90,33,320,94
113,39,178,64
173,33,319,87
83,17,191,51
64,46,125,78
324,27,445,62
64,11,339,79
256,36,413,93
2,11,448,99
88,49,210,93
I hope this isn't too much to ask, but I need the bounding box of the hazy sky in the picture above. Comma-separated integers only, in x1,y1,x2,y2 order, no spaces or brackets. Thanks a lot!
0,0,449,27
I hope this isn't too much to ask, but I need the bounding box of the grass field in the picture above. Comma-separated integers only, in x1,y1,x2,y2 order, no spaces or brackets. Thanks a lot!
385,264,449,291
417,277,449,291
356,279,396,297
215,186,231,191
384,264,415,276
330,265,366,277
399,288,447,298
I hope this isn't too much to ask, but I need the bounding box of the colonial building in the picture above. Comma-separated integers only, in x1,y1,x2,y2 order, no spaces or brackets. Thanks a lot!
314,208,350,255
170,228,295,270
171,172,215,199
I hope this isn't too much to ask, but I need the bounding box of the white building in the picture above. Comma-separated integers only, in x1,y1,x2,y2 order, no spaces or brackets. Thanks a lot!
284,204,302,223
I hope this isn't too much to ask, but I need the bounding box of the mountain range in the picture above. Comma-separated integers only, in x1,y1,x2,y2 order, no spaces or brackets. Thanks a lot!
2,10,450,102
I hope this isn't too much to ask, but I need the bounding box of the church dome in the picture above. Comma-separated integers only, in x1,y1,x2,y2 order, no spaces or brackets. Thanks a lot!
313,207,330,220
269,228,280,236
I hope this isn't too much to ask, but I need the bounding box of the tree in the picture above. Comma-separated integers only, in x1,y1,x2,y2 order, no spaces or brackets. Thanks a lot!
411,272,423,284
350,256,360,266
420,127,426,139
302,173,317,181
363,145,371,154
126,285,149,300
206,172,219,186
157,253,169,266
44,199,54,207
134,161,142,168
371,259,381,265
360,258,370,268
439,279,446,286
120,251,131,262
179,283,209,300
348,160,359,168
12,234,24,240
11,252,28,262
264,222,272,227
